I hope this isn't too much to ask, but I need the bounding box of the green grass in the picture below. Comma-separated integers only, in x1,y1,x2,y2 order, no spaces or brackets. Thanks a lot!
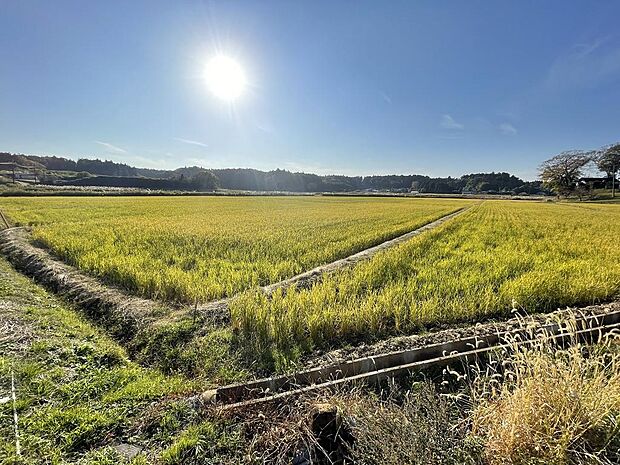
1,196,469,303
231,201,620,367
0,257,241,464
128,318,249,384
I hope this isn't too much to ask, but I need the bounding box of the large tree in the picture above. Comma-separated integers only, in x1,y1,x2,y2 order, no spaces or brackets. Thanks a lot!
596,143,620,198
539,150,593,197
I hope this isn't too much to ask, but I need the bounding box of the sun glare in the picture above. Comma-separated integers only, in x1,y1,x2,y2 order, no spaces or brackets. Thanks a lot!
204,55,247,101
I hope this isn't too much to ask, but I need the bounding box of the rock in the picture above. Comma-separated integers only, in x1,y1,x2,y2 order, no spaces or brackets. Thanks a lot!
112,443,142,460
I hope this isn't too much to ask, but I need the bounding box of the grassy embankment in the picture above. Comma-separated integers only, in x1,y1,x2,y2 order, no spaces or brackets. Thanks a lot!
0,257,245,465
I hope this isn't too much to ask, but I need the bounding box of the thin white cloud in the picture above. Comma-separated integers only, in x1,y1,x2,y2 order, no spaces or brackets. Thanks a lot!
94,141,127,154
499,123,517,135
379,91,392,104
174,137,208,148
440,114,464,130
546,36,620,91
255,122,275,134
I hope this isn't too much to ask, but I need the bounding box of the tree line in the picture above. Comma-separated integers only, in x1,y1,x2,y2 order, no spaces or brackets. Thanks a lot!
540,143,620,198
1,151,546,194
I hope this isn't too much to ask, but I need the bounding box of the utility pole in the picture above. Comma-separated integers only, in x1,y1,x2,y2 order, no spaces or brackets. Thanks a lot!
612,161,616,198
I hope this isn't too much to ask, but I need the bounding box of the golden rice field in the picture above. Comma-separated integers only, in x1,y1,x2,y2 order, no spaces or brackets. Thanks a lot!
3,196,619,368
230,201,620,365
0,196,468,302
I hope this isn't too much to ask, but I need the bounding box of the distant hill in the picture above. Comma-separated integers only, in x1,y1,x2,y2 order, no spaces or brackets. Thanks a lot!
0,152,45,169
0,152,547,195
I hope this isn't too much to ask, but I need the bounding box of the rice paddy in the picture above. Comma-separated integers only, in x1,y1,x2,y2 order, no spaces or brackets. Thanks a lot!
230,201,620,364
2,196,619,367
0,196,468,302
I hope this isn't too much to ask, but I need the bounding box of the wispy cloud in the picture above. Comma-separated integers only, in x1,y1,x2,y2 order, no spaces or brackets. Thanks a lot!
174,137,208,148
545,36,620,91
379,91,392,104
440,114,464,130
255,122,275,134
94,141,127,154
499,123,517,135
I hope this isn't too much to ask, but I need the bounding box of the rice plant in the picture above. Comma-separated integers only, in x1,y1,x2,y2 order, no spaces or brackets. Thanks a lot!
1,196,468,302
231,201,620,367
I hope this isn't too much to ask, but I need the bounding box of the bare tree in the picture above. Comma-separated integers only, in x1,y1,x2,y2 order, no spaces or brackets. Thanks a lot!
539,150,593,197
596,143,620,198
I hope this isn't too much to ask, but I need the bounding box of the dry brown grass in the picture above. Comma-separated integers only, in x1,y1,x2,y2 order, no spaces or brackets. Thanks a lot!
471,334,620,464
338,383,476,465
217,316,620,465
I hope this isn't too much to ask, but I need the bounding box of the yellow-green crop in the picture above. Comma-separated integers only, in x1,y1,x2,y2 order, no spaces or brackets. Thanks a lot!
231,201,620,366
1,196,468,302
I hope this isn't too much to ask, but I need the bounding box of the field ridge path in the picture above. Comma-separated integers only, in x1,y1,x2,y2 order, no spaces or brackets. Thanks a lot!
260,205,471,295
198,206,471,315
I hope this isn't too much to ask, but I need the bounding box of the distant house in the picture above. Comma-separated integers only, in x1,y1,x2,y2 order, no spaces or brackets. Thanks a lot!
579,177,615,189
0,162,40,183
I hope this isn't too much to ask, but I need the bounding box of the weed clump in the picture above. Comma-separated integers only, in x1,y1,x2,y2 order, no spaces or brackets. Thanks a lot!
471,338,620,464
342,383,478,465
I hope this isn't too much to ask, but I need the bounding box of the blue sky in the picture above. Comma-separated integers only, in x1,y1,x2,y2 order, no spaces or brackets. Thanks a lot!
1,1,619,180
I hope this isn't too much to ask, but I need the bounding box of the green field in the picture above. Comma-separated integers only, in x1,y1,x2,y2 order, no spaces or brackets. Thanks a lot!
231,201,620,365
1,196,469,302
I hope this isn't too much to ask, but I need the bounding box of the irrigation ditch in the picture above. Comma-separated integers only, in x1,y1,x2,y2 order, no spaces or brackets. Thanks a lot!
197,302,620,464
207,303,620,411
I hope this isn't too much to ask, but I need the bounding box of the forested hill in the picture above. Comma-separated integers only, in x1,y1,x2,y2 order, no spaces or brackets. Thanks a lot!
0,152,544,194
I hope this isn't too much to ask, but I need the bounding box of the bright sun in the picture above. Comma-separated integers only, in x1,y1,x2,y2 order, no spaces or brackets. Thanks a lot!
204,55,247,101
